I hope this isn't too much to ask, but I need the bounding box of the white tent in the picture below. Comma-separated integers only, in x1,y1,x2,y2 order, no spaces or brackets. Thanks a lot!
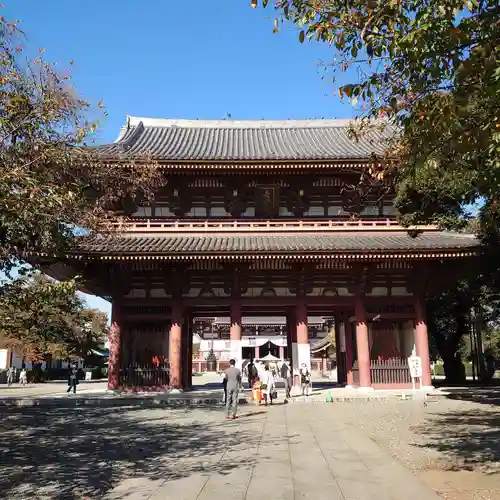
259,353,280,361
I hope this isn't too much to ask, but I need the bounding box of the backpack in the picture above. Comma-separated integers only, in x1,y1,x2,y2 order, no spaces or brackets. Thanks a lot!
280,363,290,378
248,364,257,377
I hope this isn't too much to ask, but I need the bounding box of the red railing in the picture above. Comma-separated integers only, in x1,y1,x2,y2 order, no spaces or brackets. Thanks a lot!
119,364,170,388
112,219,437,233
352,358,411,386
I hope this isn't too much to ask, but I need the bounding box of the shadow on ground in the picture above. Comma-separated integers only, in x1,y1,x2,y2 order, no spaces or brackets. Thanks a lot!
413,400,500,473
0,403,270,499
443,385,500,406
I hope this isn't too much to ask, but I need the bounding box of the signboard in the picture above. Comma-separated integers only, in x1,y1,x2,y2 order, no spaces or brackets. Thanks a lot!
407,355,422,379
255,185,279,218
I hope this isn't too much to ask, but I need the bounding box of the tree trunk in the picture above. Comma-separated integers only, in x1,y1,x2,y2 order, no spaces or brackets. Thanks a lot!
441,351,465,383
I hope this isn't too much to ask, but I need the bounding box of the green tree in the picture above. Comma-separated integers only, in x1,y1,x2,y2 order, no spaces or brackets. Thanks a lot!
256,0,500,231
0,15,161,274
0,274,108,363
255,0,500,380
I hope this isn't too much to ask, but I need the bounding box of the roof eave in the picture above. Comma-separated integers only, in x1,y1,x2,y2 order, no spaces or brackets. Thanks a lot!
64,248,480,261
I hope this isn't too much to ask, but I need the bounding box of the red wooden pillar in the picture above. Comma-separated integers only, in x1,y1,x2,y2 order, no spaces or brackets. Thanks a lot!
355,295,371,389
187,317,193,389
344,315,354,386
334,315,344,383
288,311,297,381
107,300,122,390
415,294,432,387
181,311,191,389
279,345,285,360
254,345,259,360
169,302,183,390
230,299,242,368
295,299,309,386
107,320,121,391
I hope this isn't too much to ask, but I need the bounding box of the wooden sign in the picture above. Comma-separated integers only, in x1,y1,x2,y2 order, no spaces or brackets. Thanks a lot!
407,355,422,379
255,185,279,218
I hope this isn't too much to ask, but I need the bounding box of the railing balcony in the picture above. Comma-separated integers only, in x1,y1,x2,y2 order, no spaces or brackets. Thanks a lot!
112,219,437,234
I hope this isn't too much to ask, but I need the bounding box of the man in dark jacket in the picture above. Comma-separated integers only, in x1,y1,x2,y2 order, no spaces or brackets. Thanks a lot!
224,359,242,420
246,359,257,389
67,365,79,394
280,360,292,400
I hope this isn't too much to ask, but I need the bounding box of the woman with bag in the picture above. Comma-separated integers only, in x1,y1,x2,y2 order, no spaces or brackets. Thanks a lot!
262,365,276,406
299,363,311,396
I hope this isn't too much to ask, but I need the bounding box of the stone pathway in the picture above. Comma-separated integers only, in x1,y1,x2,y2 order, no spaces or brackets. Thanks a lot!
99,405,439,500
2,392,496,499
0,381,108,398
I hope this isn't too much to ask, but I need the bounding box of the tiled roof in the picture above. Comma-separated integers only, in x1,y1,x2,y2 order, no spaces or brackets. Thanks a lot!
310,336,333,353
95,116,393,161
77,231,479,256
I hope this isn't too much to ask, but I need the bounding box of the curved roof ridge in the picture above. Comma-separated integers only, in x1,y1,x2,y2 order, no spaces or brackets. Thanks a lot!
114,120,144,149
125,116,377,129
98,115,395,161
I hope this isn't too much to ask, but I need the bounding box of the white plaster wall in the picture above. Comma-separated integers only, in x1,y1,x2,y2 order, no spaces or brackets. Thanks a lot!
291,342,299,375
230,339,243,369
0,349,8,369
339,322,346,352
297,343,311,372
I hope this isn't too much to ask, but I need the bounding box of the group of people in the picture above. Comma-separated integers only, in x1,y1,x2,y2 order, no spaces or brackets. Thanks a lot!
222,358,312,420
5,365,79,393
6,367,27,387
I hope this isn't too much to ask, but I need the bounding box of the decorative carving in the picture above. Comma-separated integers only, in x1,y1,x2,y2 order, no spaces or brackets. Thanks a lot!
220,178,249,217
288,264,314,296
286,179,312,217
163,265,190,298
198,282,215,298
223,264,248,296
347,264,371,295
365,303,414,315
166,178,190,217
106,263,132,298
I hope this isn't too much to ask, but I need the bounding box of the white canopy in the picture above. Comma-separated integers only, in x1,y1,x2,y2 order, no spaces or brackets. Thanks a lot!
259,353,280,361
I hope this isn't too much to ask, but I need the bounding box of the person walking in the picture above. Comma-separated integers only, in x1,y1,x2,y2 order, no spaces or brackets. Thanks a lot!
222,374,228,404
299,363,311,396
19,368,27,386
246,358,257,389
6,366,15,387
224,359,242,420
280,360,292,401
262,364,276,406
67,365,79,395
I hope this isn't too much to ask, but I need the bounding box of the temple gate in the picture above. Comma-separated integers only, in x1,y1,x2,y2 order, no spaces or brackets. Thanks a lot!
38,117,479,391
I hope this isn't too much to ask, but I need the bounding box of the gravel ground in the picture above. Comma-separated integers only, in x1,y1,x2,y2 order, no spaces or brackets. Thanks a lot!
332,397,500,499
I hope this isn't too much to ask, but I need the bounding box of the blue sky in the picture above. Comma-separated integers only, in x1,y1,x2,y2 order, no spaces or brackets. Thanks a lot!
6,0,356,316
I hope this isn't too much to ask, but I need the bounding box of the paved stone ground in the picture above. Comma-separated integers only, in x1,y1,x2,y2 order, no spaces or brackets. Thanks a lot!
331,394,500,500
0,381,108,398
1,386,499,499
0,401,441,500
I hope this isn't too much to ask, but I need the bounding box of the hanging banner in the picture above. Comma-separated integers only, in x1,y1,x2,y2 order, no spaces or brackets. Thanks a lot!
242,336,287,347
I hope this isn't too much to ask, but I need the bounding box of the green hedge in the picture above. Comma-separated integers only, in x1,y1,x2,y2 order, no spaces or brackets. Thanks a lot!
432,363,474,377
